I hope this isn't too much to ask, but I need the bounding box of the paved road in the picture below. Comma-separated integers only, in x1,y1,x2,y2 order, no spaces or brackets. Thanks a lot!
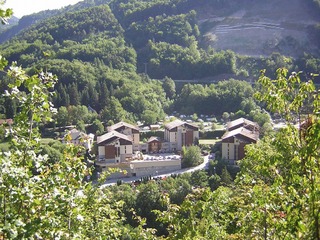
102,155,211,187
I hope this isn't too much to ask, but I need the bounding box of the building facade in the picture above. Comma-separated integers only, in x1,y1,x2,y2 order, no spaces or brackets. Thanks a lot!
164,119,199,152
62,129,94,150
107,122,140,152
221,118,259,164
96,131,133,165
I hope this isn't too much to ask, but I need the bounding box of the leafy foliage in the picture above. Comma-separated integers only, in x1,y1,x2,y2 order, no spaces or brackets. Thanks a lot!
0,55,153,238
237,68,320,239
0,4,12,25
181,145,202,168
1,0,319,124
1,0,320,237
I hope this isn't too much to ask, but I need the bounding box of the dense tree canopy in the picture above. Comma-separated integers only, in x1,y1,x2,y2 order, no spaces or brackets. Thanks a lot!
1,32,319,237
0,0,319,125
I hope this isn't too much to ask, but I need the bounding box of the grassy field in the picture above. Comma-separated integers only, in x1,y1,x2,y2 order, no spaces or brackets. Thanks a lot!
214,123,225,130
199,139,220,145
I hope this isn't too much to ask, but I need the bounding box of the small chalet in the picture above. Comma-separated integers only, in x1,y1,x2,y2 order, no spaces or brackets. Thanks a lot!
164,119,199,152
62,129,94,150
222,118,259,164
150,124,161,130
147,136,162,153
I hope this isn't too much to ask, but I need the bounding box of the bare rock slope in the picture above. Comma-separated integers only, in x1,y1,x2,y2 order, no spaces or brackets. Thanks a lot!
198,0,320,57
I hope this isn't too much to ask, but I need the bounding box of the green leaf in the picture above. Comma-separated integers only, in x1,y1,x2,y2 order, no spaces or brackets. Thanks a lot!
0,55,8,70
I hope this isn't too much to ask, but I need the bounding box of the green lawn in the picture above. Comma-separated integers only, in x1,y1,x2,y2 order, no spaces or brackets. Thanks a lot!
199,139,220,145
214,123,225,130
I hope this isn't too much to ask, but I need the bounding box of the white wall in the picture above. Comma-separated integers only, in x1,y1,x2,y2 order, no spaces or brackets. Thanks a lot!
222,142,235,160
131,159,181,177
98,146,105,159
132,133,140,145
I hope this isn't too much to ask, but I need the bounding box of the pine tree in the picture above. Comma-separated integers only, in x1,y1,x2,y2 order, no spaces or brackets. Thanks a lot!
220,166,232,186
68,83,80,106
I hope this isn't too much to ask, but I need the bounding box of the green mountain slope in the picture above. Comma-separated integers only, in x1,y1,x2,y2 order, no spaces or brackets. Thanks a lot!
1,0,319,72
0,0,319,123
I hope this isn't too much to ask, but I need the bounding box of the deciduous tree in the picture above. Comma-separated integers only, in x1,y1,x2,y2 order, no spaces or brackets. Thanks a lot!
237,68,320,239
181,145,202,168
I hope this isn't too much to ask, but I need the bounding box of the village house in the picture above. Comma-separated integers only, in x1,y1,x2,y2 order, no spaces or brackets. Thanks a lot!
147,136,162,153
62,129,94,150
221,118,259,164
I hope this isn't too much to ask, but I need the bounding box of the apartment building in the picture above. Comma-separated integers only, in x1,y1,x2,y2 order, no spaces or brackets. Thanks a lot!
164,119,199,152
221,118,259,164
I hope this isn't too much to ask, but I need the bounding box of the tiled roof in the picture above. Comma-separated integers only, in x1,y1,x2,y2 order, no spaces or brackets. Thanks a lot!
227,118,259,130
68,129,82,140
65,129,93,141
97,130,132,144
165,119,198,130
222,127,259,142
107,121,139,132
165,119,185,130
147,136,161,143
185,121,199,129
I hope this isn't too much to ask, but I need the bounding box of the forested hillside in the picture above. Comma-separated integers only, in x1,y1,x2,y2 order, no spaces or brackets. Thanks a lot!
0,0,319,126
0,2,319,239
1,52,319,239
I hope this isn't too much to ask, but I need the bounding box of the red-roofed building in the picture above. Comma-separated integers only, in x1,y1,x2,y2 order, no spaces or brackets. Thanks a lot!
0,119,13,125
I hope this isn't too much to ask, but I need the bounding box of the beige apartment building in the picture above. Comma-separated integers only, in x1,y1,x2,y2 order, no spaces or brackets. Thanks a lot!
96,131,133,165
164,119,199,152
107,121,140,151
221,118,259,164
